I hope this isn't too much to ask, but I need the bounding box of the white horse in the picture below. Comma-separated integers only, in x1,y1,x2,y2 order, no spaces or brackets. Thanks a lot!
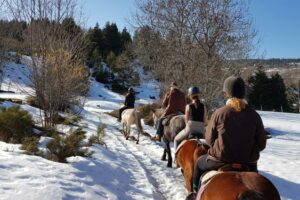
121,109,143,144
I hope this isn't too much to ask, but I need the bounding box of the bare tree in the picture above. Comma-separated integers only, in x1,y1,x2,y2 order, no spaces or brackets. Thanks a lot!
134,0,257,109
2,0,88,127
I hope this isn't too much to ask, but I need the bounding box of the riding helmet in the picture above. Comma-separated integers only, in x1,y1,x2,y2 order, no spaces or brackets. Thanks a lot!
188,86,201,97
223,76,245,98
128,87,134,93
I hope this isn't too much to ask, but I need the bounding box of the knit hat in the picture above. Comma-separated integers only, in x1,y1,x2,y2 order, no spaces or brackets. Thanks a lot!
223,76,245,98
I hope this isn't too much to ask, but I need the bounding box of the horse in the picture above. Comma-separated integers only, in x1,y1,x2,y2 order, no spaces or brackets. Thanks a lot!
152,108,186,167
121,109,143,144
176,140,209,193
176,140,281,200
152,108,163,128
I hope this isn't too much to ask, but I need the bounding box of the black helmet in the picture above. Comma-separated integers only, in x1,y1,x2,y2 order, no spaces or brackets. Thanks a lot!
128,87,134,93
188,86,201,97
223,76,245,98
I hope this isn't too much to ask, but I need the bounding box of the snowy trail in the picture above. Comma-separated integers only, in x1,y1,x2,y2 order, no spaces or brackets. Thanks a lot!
84,105,186,200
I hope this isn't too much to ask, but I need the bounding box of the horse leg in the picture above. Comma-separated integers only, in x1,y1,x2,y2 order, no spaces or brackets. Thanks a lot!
126,126,130,140
161,147,167,161
122,123,125,136
164,137,172,168
136,129,140,144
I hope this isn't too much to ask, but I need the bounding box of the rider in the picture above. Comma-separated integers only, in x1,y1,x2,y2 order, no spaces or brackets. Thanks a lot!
190,76,266,198
152,82,186,141
174,86,208,152
118,87,135,122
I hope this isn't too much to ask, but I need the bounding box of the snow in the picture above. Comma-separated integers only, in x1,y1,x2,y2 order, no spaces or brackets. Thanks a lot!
0,62,299,200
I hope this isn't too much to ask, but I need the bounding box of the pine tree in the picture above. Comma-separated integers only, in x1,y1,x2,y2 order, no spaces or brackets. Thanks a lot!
269,73,289,111
103,22,121,58
85,23,103,65
120,28,132,52
248,67,290,111
248,67,271,110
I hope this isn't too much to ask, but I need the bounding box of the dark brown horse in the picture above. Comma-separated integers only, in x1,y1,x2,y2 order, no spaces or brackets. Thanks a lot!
152,109,185,167
176,140,281,200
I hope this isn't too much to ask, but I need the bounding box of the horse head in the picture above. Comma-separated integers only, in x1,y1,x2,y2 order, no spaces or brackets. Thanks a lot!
152,108,164,128
176,140,209,193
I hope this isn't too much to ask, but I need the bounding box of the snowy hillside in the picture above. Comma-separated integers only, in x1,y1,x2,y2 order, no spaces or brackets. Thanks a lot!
0,61,300,200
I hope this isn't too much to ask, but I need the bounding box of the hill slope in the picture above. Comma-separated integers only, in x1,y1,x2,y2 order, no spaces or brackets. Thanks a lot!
0,61,299,200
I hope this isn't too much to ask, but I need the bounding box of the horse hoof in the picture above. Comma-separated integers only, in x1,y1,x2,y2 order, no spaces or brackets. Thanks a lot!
161,157,167,161
136,141,139,144
126,137,129,140
167,163,172,168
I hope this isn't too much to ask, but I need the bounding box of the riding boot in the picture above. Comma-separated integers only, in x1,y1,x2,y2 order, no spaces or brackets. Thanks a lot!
151,134,162,142
185,192,196,200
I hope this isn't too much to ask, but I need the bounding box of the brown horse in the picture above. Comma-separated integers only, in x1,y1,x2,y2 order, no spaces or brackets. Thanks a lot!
176,140,209,193
152,109,185,167
176,141,281,200
121,109,143,144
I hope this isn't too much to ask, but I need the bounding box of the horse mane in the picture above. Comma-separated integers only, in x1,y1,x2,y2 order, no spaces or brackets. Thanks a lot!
193,142,209,162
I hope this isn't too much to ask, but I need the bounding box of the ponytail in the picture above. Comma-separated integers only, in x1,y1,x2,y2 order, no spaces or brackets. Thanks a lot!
191,95,200,109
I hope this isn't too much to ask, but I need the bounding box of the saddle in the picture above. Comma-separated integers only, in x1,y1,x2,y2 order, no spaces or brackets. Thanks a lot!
218,163,252,172
162,113,177,126
197,163,253,200
188,132,204,140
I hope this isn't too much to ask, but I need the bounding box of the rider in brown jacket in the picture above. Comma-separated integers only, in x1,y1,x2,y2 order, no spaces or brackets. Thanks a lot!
152,82,186,141
189,76,266,199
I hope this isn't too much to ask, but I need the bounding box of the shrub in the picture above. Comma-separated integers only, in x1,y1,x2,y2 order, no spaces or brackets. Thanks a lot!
46,128,90,163
26,96,40,108
88,124,106,146
136,103,160,126
21,136,41,155
95,70,110,83
0,106,34,143
111,80,127,94
62,114,81,126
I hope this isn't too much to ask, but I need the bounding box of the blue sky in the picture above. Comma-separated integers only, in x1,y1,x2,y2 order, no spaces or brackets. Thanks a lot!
81,0,300,59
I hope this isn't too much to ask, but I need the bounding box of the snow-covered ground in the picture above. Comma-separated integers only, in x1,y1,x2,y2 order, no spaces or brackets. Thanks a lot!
0,61,299,200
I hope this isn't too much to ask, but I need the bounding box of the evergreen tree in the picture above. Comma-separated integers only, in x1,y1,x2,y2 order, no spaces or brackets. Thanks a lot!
248,67,290,111
61,17,82,38
120,28,132,51
269,73,289,111
248,67,271,110
85,23,103,65
103,22,121,58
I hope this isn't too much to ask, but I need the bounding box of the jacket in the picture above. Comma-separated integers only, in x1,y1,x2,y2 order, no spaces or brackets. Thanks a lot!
163,88,186,117
125,92,135,108
205,104,266,164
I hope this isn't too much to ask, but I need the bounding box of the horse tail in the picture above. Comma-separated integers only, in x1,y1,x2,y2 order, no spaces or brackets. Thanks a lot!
135,110,143,144
238,190,264,200
135,111,143,133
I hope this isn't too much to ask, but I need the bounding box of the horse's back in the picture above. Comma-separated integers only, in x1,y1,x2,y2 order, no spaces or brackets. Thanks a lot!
169,114,185,140
121,109,136,124
200,172,280,200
